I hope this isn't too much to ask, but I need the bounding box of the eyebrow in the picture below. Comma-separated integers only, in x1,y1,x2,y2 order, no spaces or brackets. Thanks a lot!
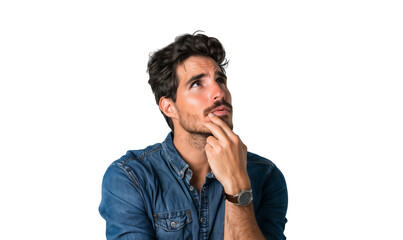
185,73,206,87
185,71,227,87
216,71,227,80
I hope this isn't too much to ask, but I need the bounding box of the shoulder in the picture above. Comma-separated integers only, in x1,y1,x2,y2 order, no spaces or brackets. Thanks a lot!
247,152,278,177
246,151,286,188
103,143,166,189
247,152,275,166
116,142,163,167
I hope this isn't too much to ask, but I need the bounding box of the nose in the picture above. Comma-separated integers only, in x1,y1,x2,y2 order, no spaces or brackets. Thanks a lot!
210,80,225,101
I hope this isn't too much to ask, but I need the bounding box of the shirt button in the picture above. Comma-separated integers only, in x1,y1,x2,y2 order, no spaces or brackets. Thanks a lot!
200,217,204,223
202,187,206,192
170,221,178,228
189,186,194,191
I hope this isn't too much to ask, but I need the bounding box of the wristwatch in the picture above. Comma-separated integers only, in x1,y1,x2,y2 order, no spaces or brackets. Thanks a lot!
224,189,253,206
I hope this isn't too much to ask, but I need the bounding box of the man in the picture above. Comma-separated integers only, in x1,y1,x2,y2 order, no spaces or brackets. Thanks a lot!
99,33,288,239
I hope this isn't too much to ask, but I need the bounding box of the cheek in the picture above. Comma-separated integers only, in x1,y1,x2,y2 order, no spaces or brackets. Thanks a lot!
177,94,207,112
186,96,205,108
183,90,207,106
226,89,232,103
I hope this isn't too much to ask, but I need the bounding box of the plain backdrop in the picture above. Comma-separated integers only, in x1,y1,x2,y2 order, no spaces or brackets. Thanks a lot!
1,1,402,239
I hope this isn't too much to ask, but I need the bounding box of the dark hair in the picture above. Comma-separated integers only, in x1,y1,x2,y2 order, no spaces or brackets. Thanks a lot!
147,32,228,131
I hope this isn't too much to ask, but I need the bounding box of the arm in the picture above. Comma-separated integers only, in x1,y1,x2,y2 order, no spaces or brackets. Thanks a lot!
99,162,155,240
224,201,265,239
204,113,265,240
256,164,288,239
224,165,288,240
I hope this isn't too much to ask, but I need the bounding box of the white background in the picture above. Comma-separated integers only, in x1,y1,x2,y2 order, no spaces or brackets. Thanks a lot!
1,0,402,239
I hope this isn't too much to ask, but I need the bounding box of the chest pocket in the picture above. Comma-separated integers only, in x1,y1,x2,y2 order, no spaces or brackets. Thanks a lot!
154,209,193,239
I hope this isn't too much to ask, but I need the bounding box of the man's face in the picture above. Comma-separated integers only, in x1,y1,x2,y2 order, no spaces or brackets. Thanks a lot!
173,56,233,135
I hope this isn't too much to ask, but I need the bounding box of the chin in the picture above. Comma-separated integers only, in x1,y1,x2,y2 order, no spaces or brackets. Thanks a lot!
219,116,234,130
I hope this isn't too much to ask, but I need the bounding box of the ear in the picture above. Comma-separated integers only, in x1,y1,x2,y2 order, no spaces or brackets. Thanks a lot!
159,97,177,119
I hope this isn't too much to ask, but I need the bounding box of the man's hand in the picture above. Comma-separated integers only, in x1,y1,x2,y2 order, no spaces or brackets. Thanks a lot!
203,113,251,195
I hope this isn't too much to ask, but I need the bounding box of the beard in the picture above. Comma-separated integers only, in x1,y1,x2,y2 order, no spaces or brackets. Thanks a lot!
178,106,233,136
175,101,233,149
178,111,212,136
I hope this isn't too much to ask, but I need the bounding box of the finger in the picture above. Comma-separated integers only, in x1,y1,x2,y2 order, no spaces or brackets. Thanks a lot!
204,121,228,143
206,135,221,149
208,113,236,139
205,142,213,155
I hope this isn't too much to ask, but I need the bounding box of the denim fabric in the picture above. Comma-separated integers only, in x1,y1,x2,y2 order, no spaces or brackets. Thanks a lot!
99,133,288,240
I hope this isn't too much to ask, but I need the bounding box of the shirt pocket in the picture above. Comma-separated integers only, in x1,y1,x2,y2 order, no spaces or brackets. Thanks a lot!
154,209,193,239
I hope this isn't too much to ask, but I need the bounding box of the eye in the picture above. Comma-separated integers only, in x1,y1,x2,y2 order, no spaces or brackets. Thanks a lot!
190,80,202,88
216,77,226,84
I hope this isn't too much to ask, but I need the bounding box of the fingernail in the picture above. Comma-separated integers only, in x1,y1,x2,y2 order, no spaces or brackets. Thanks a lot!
208,113,215,117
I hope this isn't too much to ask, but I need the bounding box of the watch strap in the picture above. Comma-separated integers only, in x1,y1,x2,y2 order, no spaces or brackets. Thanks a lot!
223,189,253,206
224,192,239,204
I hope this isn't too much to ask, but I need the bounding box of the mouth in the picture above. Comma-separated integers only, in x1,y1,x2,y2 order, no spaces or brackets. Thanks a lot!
210,106,230,116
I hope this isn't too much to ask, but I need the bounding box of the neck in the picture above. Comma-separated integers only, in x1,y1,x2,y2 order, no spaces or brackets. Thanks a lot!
173,130,210,168
172,130,211,191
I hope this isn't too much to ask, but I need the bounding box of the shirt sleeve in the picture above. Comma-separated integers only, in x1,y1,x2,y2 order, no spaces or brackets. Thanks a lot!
99,162,155,240
255,164,288,240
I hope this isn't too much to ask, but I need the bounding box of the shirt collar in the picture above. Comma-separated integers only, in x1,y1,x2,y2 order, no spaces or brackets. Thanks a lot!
161,132,189,179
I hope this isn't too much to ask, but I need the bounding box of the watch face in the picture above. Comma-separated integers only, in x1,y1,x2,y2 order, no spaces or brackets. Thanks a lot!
238,191,253,206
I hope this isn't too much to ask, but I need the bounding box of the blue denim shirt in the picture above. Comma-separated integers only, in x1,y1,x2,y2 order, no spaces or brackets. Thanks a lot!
99,133,288,239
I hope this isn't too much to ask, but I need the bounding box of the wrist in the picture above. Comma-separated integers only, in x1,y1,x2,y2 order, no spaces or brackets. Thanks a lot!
223,175,251,195
224,189,253,206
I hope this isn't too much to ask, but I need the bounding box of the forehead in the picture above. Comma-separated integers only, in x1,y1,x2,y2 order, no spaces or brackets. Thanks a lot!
176,56,220,82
